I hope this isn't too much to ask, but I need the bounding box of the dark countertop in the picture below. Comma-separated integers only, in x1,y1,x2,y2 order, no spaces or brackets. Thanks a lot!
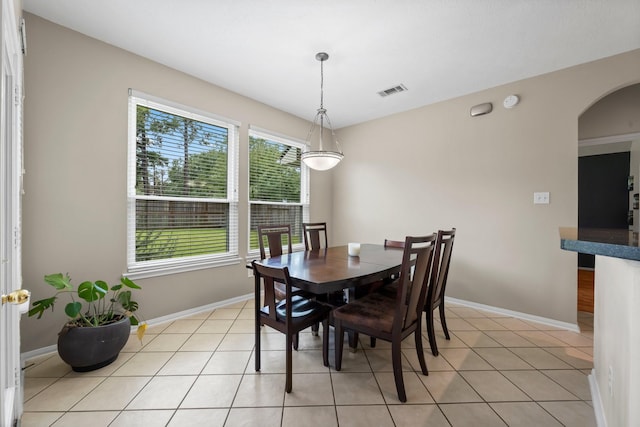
559,227,640,261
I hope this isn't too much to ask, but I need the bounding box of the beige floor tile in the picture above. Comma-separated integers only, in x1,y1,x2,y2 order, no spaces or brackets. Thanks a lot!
282,406,338,427
162,318,205,333
233,374,286,407
388,404,450,426
493,318,539,331
179,333,224,351
508,347,573,369
501,370,581,401
425,331,469,349
23,377,58,401
418,371,482,403
225,407,282,427
541,369,592,400
440,402,507,426
336,405,395,427
543,346,593,369
331,346,372,372
539,401,597,427
295,329,328,350
19,411,63,427
448,307,489,318
237,308,255,319
515,330,568,347
439,348,494,370
484,330,536,347
256,330,287,351
112,352,173,376
375,371,434,404
228,318,256,333
490,402,563,426
122,332,150,352
209,307,241,319
545,330,594,347
24,354,72,378
180,374,242,408
183,309,215,320
72,376,151,410
127,376,197,409
203,350,252,374
402,348,455,372
226,300,250,309
331,372,385,405
140,333,190,352
157,351,212,375
364,348,413,372
24,377,105,411
50,410,118,427
473,347,534,370
452,331,502,347
168,408,227,426
460,371,531,402
444,318,479,331
218,333,255,351
143,322,170,334
110,410,175,427
196,319,234,333
284,373,335,406
464,317,508,331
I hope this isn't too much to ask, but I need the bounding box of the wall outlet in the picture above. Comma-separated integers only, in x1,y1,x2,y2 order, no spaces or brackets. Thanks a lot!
533,192,550,204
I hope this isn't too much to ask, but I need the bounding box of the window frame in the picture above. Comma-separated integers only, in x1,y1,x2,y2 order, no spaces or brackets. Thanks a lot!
127,90,240,279
247,126,309,258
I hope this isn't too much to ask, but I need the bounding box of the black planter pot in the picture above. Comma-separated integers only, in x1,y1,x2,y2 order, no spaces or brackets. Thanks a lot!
57,316,131,372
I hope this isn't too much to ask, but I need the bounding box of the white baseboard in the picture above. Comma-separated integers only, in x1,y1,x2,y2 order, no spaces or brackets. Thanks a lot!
445,297,580,332
21,292,254,363
588,369,607,427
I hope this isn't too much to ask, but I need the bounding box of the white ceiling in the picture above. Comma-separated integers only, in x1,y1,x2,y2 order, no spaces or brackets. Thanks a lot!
22,0,640,129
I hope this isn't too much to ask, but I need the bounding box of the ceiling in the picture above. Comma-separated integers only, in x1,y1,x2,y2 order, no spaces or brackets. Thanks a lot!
22,0,640,129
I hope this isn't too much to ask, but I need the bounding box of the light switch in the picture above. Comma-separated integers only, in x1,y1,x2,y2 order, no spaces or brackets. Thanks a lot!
534,192,550,204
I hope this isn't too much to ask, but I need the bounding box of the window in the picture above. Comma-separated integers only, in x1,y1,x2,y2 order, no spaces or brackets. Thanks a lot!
248,127,309,253
127,91,239,277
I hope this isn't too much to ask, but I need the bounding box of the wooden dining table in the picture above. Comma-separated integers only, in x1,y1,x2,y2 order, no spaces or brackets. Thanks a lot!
251,243,404,298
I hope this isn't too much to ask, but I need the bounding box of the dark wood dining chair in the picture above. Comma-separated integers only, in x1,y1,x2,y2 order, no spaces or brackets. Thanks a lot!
302,222,328,250
252,261,331,393
424,228,456,356
333,234,437,402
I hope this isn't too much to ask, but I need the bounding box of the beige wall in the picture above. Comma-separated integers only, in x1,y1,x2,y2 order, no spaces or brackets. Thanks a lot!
333,49,640,324
579,83,640,140
20,14,333,352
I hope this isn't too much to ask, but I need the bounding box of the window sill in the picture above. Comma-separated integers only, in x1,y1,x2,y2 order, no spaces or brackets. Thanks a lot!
125,256,242,280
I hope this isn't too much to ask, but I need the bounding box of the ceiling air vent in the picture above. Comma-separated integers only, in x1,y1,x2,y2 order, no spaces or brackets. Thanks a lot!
377,84,407,97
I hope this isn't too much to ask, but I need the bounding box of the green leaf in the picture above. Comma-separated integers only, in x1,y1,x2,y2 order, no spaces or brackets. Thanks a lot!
77,281,108,302
64,301,82,318
27,297,57,318
110,284,122,291
121,277,141,290
44,273,72,290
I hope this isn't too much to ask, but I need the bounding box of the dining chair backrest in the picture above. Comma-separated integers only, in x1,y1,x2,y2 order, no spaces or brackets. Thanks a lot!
257,224,293,260
395,234,437,331
303,222,328,250
426,228,456,309
384,239,405,249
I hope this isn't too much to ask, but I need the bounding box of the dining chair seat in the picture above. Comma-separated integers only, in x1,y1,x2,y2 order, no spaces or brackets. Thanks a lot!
259,295,323,319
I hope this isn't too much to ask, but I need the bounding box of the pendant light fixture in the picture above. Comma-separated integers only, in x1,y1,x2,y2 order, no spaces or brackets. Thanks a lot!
301,52,344,171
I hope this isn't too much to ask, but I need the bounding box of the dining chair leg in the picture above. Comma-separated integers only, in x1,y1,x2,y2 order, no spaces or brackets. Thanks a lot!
322,319,329,367
285,333,293,393
293,332,299,350
255,315,261,372
391,339,407,402
311,322,319,336
426,309,439,356
439,303,450,340
414,328,429,376
334,320,344,371
370,337,376,348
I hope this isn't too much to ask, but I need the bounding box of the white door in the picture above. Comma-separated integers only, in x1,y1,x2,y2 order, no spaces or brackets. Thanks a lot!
0,0,24,425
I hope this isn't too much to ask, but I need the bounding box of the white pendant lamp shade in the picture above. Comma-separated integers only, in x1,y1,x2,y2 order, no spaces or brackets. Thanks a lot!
302,52,343,171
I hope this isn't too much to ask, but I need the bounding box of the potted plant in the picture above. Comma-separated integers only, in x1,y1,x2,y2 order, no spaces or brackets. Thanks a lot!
28,273,147,372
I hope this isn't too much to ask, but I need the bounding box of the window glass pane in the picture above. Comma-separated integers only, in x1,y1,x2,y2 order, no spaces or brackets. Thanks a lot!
136,200,229,261
248,131,308,252
136,106,228,199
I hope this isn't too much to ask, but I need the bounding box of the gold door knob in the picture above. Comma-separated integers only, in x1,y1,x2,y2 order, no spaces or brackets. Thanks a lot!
1,289,30,305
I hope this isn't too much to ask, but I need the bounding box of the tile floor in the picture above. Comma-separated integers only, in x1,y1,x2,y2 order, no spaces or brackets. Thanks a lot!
21,301,597,426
